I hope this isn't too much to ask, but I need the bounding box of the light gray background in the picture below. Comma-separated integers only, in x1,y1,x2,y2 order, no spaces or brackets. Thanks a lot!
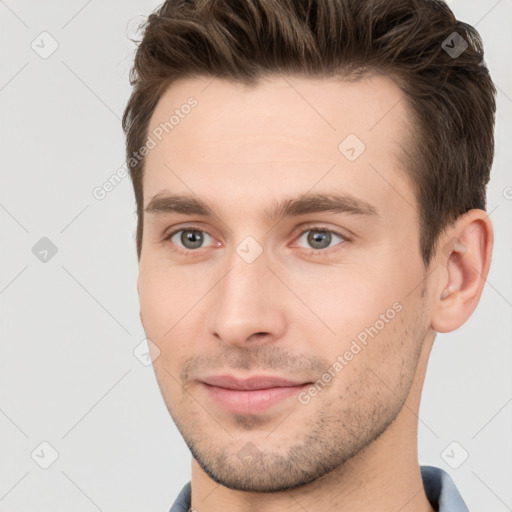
0,1,511,511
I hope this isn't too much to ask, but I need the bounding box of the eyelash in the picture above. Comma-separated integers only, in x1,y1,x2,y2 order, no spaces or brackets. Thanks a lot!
163,224,350,256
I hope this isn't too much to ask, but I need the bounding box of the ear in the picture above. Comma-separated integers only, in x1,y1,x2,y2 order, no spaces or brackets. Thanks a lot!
431,209,494,333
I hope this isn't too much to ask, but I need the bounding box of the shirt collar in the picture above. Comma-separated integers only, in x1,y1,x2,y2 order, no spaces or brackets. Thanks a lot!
421,465,469,511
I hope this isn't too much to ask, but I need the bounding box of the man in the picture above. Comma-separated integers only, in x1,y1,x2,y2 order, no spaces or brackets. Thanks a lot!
122,0,496,510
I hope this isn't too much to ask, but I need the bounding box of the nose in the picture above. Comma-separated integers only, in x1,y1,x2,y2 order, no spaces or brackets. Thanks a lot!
206,245,287,348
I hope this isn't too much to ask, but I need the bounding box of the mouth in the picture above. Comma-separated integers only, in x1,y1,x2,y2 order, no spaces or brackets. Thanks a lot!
200,374,312,414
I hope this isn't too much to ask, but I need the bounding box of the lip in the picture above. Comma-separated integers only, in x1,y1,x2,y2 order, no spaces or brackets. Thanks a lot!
202,374,308,390
200,374,311,414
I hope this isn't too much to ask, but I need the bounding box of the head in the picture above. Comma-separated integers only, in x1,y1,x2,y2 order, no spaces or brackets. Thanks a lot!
123,0,495,493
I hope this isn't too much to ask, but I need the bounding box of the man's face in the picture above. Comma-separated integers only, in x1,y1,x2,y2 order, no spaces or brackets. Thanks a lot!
138,74,432,491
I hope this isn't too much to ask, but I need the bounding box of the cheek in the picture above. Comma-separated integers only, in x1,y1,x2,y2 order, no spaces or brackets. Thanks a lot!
329,302,423,416
138,265,212,383
290,269,415,390
138,264,204,334
286,266,401,340
138,275,170,337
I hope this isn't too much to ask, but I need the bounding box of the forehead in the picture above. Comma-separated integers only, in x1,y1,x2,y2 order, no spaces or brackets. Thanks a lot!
142,73,416,221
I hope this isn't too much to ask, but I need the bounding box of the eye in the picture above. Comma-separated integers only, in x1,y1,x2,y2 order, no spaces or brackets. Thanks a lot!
163,225,348,255
164,227,217,252
294,227,348,253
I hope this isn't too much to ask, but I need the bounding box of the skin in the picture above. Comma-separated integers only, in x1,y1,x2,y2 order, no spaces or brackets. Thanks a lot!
137,73,493,512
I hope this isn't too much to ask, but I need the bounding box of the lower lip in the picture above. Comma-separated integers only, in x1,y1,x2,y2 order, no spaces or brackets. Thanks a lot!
202,383,310,414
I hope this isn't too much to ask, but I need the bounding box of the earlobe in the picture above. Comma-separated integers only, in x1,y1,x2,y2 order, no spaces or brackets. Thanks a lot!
431,209,493,333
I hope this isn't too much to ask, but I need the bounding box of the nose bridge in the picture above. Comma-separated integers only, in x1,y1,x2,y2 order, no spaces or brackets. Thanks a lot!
206,238,286,346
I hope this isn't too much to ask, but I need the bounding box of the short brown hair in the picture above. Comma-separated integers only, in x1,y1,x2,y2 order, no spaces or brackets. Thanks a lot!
122,0,496,266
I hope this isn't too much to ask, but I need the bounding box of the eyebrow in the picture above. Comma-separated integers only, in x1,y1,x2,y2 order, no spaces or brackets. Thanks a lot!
144,192,380,222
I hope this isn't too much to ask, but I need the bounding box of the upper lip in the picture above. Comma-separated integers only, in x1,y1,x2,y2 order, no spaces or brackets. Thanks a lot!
201,374,310,390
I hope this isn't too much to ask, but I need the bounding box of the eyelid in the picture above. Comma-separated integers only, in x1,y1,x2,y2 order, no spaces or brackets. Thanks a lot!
292,222,352,241
163,223,207,238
